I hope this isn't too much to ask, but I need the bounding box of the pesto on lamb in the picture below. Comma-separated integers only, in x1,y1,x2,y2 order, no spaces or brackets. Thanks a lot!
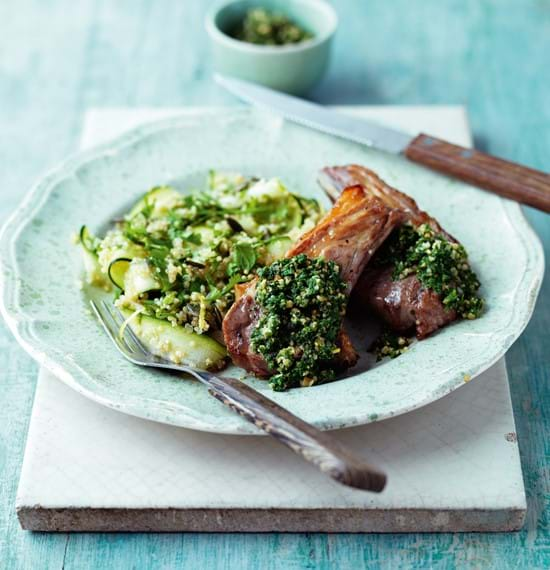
250,254,347,391
374,223,483,319
368,223,483,361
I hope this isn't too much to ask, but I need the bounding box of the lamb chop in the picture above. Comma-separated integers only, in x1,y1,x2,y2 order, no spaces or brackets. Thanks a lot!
318,165,460,339
222,185,404,378
319,164,455,241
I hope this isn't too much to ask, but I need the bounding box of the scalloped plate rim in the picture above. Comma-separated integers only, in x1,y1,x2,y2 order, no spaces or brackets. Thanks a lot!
0,110,544,435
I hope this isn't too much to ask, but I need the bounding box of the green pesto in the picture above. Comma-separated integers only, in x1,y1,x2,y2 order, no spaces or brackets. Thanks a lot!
231,8,313,46
370,328,411,361
374,223,484,319
250,254,347,391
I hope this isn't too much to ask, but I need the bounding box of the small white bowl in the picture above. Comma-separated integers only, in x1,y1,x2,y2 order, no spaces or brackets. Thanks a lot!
205,0,338,95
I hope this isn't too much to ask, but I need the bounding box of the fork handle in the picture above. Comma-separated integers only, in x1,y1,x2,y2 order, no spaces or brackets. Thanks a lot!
198,372,386,492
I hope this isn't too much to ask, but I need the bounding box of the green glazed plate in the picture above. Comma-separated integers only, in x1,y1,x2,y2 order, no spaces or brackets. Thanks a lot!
0,109,543,434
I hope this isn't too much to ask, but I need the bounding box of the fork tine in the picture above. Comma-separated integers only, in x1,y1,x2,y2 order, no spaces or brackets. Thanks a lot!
107,304,149,356
95,300,136,355
113,308,150,355
98,300,126,342
91,299,148,367
100,301,139,354
89,300,128,353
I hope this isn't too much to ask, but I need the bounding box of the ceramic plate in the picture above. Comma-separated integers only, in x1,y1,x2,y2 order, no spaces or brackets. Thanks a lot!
0,109,543,434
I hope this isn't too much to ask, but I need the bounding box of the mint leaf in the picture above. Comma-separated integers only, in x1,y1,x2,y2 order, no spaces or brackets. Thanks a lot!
233,243,257,273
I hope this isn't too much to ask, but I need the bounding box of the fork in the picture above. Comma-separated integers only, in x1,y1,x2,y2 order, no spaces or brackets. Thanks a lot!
90,300,387,492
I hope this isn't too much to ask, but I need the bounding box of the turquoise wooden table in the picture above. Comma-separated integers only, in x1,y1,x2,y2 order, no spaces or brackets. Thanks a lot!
1,1,548,567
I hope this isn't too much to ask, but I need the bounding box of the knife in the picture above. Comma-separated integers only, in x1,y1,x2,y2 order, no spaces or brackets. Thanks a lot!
216,74,550,213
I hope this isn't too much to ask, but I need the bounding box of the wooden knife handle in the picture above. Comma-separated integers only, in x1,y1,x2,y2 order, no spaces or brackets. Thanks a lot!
201,373,386,493
405,134,550,213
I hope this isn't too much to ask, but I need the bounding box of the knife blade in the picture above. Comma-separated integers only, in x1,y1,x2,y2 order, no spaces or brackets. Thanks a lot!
215,74,550,213
216,74,412,154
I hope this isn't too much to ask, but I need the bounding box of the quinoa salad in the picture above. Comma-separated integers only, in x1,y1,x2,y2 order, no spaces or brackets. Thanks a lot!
77,172,323,372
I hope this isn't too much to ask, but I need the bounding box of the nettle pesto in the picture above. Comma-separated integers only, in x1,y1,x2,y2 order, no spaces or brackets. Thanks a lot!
231,8,313,46
375,223,484,319
78,173,322,369
250,254,347,392
371,328,411,362
370,222,483,361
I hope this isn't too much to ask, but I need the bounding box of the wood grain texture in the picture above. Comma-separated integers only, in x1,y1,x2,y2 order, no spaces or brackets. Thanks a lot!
17,507,526,534
0,0,548,568
405,134,550,212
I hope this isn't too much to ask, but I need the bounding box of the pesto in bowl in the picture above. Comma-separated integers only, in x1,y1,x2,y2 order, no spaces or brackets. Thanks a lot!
205,0,337,94
230,8,313,46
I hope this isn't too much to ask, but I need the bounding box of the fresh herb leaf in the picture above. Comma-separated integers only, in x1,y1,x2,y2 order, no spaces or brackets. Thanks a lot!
231,242,257,274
